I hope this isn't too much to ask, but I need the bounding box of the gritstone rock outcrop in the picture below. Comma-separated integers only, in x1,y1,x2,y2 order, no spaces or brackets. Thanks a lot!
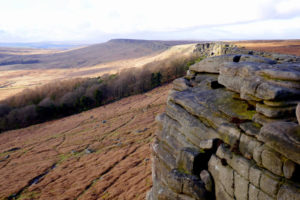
147,43,300,200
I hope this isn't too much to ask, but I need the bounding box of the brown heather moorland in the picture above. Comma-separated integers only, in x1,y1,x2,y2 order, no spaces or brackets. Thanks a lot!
233,40,300,56
0,83,172,200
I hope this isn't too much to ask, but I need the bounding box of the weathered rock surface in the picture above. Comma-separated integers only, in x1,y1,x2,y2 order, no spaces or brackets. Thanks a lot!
259,122,300,165
148,42,300,200
218,62,300,101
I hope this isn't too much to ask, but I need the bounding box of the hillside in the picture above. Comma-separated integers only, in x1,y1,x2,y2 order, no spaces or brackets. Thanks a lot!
0,42,198,101
0,39,198,70
0,83,172,200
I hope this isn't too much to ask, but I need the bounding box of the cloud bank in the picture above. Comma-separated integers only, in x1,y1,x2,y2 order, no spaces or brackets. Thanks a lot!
0,0,299,43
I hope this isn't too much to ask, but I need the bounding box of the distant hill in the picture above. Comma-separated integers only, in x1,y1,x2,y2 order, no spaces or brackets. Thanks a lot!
0,42,83,49
0,39,199,70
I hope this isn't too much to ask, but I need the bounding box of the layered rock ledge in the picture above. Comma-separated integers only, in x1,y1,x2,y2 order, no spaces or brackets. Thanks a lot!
147,43,300,200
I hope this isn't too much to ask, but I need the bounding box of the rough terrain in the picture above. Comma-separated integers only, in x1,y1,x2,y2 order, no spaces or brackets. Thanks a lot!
0,83,172,200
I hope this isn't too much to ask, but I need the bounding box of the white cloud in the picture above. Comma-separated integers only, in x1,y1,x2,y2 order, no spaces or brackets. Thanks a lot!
0,0,299,42
275,0,300,16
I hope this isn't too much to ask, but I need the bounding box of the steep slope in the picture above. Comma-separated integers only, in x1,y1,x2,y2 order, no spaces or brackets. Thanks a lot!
0,84,171,200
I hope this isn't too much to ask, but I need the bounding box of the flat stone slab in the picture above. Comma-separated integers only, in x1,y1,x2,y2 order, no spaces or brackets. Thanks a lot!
189,54,276,74
169,88,255,126
263,100,299,107
219,62,300,101
258,63,300,81
256,103,296,118
239,54,276,64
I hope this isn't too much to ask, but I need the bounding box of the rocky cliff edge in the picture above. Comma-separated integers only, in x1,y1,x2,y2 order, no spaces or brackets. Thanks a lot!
147,43,300,200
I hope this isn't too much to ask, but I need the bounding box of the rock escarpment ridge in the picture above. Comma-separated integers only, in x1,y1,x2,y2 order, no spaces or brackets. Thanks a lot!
147,43,300,200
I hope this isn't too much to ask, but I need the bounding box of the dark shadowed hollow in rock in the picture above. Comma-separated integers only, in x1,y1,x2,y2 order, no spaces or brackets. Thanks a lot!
147,42,300,200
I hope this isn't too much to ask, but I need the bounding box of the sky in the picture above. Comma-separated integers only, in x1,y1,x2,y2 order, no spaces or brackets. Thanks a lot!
0,0,300,43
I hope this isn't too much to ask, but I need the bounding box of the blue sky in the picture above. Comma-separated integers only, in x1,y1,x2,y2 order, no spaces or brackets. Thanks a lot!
0,0,300,43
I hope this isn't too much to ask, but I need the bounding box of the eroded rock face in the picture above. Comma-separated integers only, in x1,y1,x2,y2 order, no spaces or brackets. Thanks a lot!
147,42,300,200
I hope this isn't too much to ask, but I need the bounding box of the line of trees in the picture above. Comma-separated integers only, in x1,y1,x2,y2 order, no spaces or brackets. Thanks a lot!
0,53,204,133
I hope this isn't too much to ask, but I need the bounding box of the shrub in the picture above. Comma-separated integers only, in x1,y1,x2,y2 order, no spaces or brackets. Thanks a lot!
151,72,162,88
5,105,37,129
37,98,56,120
0,104,11,117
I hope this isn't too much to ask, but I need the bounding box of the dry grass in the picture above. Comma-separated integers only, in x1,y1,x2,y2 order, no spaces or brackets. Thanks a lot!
0,83,172,200
233,40,300,56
